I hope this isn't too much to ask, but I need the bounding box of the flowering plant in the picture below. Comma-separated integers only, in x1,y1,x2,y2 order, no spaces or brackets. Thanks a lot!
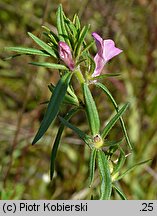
5,4,150,200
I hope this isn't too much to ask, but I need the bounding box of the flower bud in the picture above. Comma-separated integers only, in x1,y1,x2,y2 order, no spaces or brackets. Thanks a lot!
58,41,75,71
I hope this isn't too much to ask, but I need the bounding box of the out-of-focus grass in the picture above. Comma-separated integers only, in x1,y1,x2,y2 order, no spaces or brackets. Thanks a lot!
0,0,157,199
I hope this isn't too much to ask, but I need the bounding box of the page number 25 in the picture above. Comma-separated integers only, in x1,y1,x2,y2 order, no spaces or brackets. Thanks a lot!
141,203,153,211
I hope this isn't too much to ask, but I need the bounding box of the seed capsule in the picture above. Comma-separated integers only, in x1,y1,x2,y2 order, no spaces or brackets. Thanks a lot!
93,134,103,149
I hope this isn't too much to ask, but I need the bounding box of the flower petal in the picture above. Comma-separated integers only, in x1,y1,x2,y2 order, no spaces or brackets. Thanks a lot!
103,39,123,62
92,32,104,57
92,33,105,77
92,54,105,77
92,33,123,77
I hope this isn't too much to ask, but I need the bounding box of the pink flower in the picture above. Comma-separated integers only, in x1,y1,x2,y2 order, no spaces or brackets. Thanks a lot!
92,32,122,77
58,41,75,71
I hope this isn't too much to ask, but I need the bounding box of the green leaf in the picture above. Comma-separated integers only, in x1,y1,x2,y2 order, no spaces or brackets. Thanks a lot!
56,4,70,45
73,14,81,30
67,86,78,99
83,83,100,135
87,54,96,75
75,57,87,67
32,72,72,144
4,54,23,60
59,116,91,147
108,147,120,160
96,82,133,150
42,32,58,48
42,25,59,46
64,26,77,49
28,32,58,58
116,159,152,181
112,184,127,200
104,138,124,147
50,107,79,180
89,148,97,187
82,41,95,55
48,83,79,106
112,148,126,175
91,73,121,80
64,94,79,106
29,62,68,70
101,103,129,139
97,150,112,200
74,25,90,58
65,18,78,39
5,47,51,57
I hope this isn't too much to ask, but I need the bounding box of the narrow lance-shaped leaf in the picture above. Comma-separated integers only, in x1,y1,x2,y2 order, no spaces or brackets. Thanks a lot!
112,184,127,200
42,32,58,47
64,18,78,41
64,21,77,49
95,82,133,150
101,103,129,139
87,54,96,75
89,148,97,187
32,72,72,145
83,83,100,135
65,18,77,35
56,5,64,42
4,54,22,60
73,14,81,30
115,159,152,181
74,25,90,58
108,143,123,160
5,47,51,57
56,4,70,45
67,85,78,99
97,150,112,200
42,25,59,46
104,138,124,147
28,32,58,58
29,62,68,70
50,107,80,180
112,148,126,175
59,116,91,146
91,73,121,80
82,41,95,55
48,84,79,106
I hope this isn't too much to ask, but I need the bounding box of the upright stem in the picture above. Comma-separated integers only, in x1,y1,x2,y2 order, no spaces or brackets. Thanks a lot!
74,67,85,84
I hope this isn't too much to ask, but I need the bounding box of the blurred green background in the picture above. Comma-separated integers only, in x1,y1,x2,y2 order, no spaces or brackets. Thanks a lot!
0,0,157,199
